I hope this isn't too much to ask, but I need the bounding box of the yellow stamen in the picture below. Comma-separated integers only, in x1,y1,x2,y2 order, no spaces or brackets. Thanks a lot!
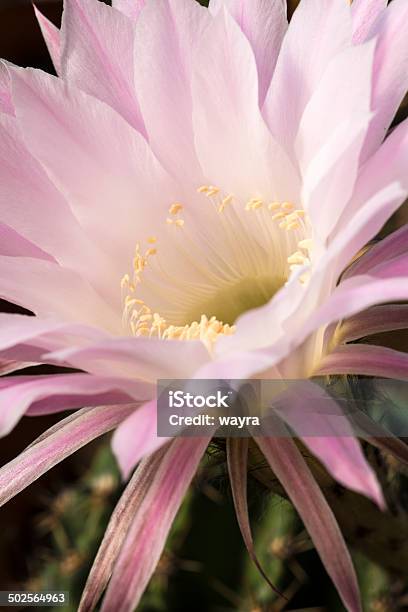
206,186,220,196
271,212,286,221
286,222,300,231
169,203,183,215
298,239,313,250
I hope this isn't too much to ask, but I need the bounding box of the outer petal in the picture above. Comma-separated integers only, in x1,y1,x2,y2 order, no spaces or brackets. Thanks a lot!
0,256,120,333
0,223,54,261
351,0,386,44
0,114,119,305
209,0,287,104
112,0,146,20
327,184,406,280
296,42,374,174
338,305,408,343
45,335,210,381
345,224,408,279
295,41,375,241
0,61,14,115
255,436,361,612
61,0,145,132
340,117,408,231
227,437,282,594
34,6,61,73
263,0,351,155
317,344,408,380
101,437,211,612
192,8,299,202
362,0,408,160
272,382,385,507
10,67,176,277
300,274,408,352
0,313,109,355
0,372,149,437
111,400,169,479
79,447,167,612
0,405,135,507
133,0,209,182
301,113,373,244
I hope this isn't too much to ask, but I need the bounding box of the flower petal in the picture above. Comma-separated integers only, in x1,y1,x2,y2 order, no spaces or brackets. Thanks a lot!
0,223,54,261
112,0,146,20
9,67,175,277
362,0,408,159
133,0,209,182
301,113,373,244
0,404,135,507
272,381,385,508
338,304,408,343
61,0,145,132
209,0,287,104
327,184,406,279
263,0,351,155
45,335,210,381
296,42,374,177
338,117,408,235
317,344,408,380
301,275,408,349
111,400,169,479
0,313,109,355
0,60,14,115
0,256,120,333
101,437,211,612
351,0,386,44
192,7,299,202
79,446,167,612
0,372,147,437
345,224,408,279
227,437,283,595
34,5,61,73
255,436,361,612
295,41,375,241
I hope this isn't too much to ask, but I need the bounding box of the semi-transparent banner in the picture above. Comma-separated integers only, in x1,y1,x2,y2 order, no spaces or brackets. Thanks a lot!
156,378,408,438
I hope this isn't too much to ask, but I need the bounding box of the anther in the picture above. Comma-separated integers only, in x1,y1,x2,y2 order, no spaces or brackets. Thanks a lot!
206,186,220,196
271,212,286,221
169,203,183,215
286,222,300,231
298,239,313,250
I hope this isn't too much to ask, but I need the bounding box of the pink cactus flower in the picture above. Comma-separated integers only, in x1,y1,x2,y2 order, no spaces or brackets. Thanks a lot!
1,0,408,609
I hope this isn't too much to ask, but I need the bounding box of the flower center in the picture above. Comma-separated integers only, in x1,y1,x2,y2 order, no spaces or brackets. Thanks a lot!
121,185,312,350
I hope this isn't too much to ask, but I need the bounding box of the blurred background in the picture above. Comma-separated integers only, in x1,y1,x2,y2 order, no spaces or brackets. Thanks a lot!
0,1,407,611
